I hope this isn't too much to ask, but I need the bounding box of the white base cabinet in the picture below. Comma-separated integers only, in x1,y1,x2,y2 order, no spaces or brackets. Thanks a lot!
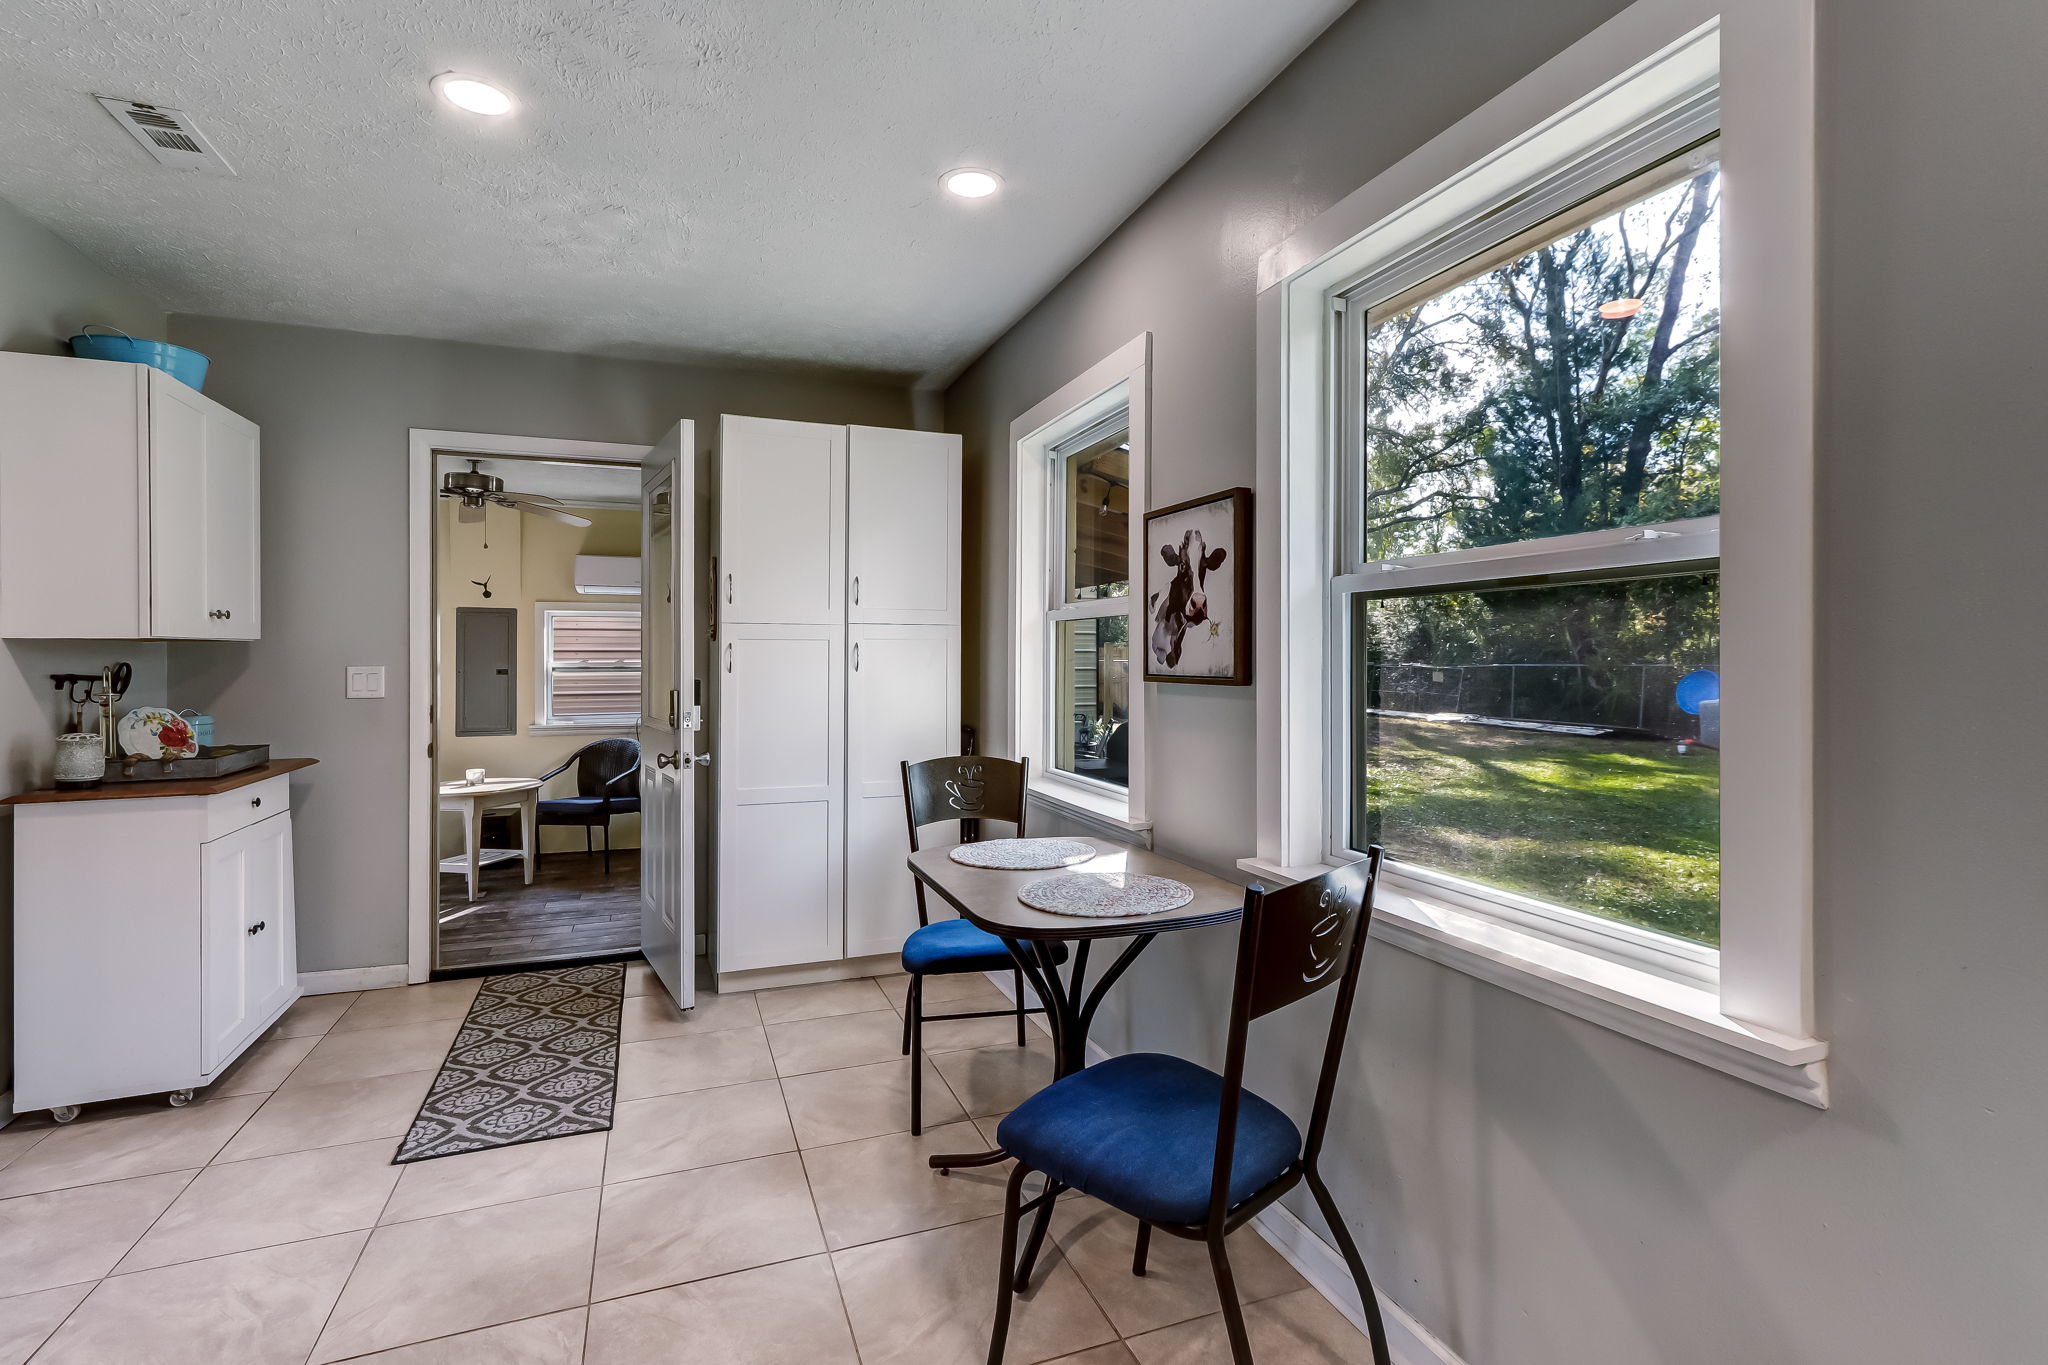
845,625,961,959
715,623,846,972
10,770,302,1115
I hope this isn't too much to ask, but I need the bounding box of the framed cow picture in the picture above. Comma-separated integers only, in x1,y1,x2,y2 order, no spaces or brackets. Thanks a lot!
1143,487,1252,684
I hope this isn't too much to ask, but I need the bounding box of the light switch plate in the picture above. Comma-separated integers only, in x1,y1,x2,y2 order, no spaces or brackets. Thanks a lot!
346,665,386,699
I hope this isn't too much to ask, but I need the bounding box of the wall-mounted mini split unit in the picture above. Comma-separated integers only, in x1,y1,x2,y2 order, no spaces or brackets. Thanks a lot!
574,555,641,596
95,97,235,175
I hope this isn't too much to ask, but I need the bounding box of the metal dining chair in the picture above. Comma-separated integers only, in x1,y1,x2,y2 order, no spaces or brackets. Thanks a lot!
985,850,1392,1365
899,755,1068,1135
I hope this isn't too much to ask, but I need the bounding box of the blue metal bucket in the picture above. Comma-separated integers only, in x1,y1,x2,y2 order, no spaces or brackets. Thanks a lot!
68,325,210,391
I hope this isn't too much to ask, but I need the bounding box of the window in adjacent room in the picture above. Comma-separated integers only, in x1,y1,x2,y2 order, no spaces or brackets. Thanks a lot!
539,605,642,727
1338,138,1725,950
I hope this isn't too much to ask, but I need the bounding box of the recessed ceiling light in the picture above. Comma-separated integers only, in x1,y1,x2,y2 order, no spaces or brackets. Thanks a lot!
431,72,515,117
942,168,1002,199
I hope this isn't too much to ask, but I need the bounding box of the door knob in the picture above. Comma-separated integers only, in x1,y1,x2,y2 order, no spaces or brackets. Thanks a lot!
656,752,680,769
689,752,711,767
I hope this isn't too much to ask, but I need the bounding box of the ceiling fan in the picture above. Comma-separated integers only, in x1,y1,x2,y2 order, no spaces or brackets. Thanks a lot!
438,460,592,527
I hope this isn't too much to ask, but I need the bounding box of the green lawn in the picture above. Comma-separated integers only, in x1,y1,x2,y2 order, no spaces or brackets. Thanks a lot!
1365,715,1721,944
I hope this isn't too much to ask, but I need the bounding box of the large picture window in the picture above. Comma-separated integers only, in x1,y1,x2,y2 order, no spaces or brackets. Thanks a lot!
1256,7,1824,1101
1338,139,1725,951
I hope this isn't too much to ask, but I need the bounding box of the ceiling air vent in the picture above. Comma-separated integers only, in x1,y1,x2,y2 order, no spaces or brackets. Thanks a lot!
95,96,235,175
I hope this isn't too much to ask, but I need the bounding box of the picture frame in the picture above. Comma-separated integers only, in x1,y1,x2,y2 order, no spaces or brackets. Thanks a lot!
1143,487,1252,685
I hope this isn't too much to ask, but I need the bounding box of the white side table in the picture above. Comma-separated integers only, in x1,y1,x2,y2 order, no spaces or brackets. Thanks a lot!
438,778,542,902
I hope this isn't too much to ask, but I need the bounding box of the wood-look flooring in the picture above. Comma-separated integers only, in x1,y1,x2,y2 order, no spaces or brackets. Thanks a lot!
437,849,639,970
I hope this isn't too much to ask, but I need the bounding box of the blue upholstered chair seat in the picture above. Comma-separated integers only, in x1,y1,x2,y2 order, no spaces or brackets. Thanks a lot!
901,919,1068,976
537,796,640,820
996,1053,1303,1225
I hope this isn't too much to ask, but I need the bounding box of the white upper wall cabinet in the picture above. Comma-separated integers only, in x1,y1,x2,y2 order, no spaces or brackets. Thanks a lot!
717,415,846,626
847,426,961,625
0,353,260,641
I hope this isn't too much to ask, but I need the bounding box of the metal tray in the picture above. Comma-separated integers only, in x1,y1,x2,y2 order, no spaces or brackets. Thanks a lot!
99,744,270,784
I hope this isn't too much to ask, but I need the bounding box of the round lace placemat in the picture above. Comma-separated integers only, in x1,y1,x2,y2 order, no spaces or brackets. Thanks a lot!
1016,872,1195,917
948,838,1098,871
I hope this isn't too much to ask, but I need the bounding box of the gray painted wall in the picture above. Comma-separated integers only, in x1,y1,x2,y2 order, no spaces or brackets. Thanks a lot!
943,0,2045,1360
0,193,173,1096
165,315,910,975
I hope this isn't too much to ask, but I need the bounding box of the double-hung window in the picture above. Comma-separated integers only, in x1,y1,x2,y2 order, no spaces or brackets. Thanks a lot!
538,605,641,728
1046,413,1134,792
1338,121,1725,966
1253,4,1825,1104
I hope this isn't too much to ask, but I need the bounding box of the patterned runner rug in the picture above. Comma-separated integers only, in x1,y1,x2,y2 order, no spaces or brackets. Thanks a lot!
393,961,624,1163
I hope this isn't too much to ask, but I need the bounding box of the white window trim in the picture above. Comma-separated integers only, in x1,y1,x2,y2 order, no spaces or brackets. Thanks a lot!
534,599,641,730
1248,0,1827,1105
1007,334,1153,834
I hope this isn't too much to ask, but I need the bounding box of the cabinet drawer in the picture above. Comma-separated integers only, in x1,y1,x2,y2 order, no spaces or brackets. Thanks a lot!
206,775,289,842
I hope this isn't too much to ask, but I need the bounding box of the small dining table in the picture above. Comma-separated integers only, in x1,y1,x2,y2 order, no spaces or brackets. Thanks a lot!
438,777,542,902
906,836,1246,1152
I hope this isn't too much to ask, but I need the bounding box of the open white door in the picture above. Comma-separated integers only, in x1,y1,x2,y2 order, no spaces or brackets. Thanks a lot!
639,420,698,1008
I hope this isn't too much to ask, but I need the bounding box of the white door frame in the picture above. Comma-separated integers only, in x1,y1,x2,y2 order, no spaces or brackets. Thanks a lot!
407,429,654,984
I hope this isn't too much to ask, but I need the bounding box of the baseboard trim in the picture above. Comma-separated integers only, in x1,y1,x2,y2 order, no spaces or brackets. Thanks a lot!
716,953,898,994
980,969,1466,1365
299,965,409,995
1250,1202,1466,1365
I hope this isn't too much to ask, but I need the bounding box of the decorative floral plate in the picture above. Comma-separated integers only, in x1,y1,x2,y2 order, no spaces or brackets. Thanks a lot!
1017,872,1195,917
117,706,199,759
949,838,1097,871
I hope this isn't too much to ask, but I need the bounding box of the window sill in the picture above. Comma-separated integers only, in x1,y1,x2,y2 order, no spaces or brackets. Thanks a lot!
1237,857,1830,1107
529,723,635,736
1028,779,1153,845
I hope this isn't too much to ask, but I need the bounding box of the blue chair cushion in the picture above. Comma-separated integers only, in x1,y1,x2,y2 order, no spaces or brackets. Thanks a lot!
900,919,1067,976
995,1053,1302,1225
537,796,640,821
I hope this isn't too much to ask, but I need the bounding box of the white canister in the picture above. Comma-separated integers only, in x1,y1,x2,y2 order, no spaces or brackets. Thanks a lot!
54,732,106,789
465,768,487,785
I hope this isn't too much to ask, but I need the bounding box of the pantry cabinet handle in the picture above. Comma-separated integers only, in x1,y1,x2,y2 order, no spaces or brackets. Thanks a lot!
726,574,733,605
725,643,733,673
852,642,861,671
852,576,860,605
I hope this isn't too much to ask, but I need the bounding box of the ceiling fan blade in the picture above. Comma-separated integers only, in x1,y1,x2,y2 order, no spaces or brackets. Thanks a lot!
503,491,566,506
457,501,485,523
505,498,591,527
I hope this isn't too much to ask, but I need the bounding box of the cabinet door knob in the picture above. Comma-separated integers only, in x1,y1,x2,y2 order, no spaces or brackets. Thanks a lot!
246,920,266,935
250,797,261,807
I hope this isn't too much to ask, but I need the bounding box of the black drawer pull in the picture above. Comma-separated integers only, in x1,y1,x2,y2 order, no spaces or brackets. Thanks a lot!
250,797,262,808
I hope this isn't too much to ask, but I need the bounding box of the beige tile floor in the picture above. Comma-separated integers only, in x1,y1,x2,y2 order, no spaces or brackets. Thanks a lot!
0,963,1375,1363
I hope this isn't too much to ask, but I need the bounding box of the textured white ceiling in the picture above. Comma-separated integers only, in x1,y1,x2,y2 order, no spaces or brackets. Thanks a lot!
0,0,1349,381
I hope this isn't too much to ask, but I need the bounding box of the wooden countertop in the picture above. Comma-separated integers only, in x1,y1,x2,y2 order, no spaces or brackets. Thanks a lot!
1,758,318,805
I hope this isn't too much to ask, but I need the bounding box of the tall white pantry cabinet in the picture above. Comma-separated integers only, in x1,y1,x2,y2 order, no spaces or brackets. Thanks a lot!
712,417,961,976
